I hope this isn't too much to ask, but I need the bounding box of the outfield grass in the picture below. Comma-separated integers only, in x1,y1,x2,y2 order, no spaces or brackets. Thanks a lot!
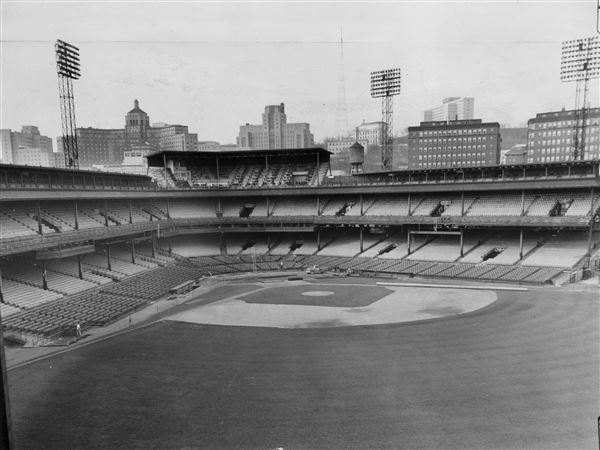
7,282,599,449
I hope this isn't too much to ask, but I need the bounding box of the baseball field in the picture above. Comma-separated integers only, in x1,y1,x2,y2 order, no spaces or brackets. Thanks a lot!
6,277,599,449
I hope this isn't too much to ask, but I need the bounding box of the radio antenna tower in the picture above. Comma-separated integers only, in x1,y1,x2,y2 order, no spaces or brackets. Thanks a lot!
55,39,81,169
560,36,599,160
370,67,401,170
335,27,350,139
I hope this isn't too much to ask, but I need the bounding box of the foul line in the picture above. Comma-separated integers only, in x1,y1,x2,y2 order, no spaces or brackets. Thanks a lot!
376,282,528,292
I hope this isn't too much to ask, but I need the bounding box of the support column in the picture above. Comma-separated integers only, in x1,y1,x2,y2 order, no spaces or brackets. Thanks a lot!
163,153,169,190
0,267,3,304
151,233,157,258
519,229,524,260
520,190,525,216
104,200,109,227
266,197,270,216
587,225,594,256
36,202,43,235
407,229,412,255
360,194,364,216
217,198,222,217
216,157,220,185
74,200,79,231
128,200,133,224
42,261,48,291
459,229,464,258
316,196,320,216
106,244,112,272
461,192,465,216
316,152,320,187
77,255,83,279
317,229,321,251
407,194,412,216
360,227,364,253
131,241,136,264
166,199,171,219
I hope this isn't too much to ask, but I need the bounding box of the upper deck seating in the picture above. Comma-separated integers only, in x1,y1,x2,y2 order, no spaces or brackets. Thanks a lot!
564,194,598,216
364,198,410,216
411,198,442,216
271,198,317,216
466,195,529,216
320,198,357,216
524,195,558,216
441,197,477,216
2,204,55,235
0,212,38,238
168,200,216,219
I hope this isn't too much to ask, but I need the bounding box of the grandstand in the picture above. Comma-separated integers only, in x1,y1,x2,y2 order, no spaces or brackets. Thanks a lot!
1,155,600,340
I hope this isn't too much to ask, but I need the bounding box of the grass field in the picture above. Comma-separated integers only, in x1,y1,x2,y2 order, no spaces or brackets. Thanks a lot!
7,279,599,449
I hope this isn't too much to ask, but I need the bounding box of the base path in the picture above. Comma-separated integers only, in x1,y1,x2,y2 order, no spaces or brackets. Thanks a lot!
166,281,497,328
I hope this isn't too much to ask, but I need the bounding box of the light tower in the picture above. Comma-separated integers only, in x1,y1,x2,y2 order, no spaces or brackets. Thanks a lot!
55,39,81,169
370,68,401,170
560,36,599,160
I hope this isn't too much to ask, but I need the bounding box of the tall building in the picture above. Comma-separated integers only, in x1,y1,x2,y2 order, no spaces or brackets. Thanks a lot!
1,126,63,167
355,121,386,147
525,108,600,163
408,119,501,169
424,97,475,122
237,103,314,150
76,100,199,167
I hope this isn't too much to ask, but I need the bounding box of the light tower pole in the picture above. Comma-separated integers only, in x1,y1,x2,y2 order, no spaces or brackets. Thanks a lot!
370,68,401,170
335,28,350,139
560,36,599,160
55,39,81,169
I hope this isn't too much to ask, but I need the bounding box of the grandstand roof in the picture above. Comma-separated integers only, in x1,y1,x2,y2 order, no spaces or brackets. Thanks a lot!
354,159,599,177
145,147,331,166
0,163,151,179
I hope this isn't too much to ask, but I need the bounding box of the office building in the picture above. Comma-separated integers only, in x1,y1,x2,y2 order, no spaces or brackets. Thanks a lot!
1,126,63,167
237,103,314,150
424,97,475,122
76,100,199,167
327,137,369,155
525,108,600,163
408,119,501,169
355,121,386,147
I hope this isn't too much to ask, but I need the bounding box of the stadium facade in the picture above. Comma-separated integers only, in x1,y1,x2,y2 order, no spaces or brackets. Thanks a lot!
1,147,599,342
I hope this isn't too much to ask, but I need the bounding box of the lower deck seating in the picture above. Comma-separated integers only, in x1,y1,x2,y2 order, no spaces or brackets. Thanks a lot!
161,235,221,257
521,232,589,267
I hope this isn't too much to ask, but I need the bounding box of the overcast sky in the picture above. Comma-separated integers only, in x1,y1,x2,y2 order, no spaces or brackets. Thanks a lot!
1,1,598,145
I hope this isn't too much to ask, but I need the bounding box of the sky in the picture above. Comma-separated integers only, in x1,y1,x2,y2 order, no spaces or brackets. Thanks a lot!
1,0,599,145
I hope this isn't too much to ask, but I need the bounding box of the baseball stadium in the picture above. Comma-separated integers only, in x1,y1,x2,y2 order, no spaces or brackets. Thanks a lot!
1,149,599,449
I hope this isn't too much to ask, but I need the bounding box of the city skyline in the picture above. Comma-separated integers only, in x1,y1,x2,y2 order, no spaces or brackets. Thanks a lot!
1,1,598,146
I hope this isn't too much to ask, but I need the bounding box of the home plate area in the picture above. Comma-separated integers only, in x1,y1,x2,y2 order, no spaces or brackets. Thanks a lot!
166,281,497,328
